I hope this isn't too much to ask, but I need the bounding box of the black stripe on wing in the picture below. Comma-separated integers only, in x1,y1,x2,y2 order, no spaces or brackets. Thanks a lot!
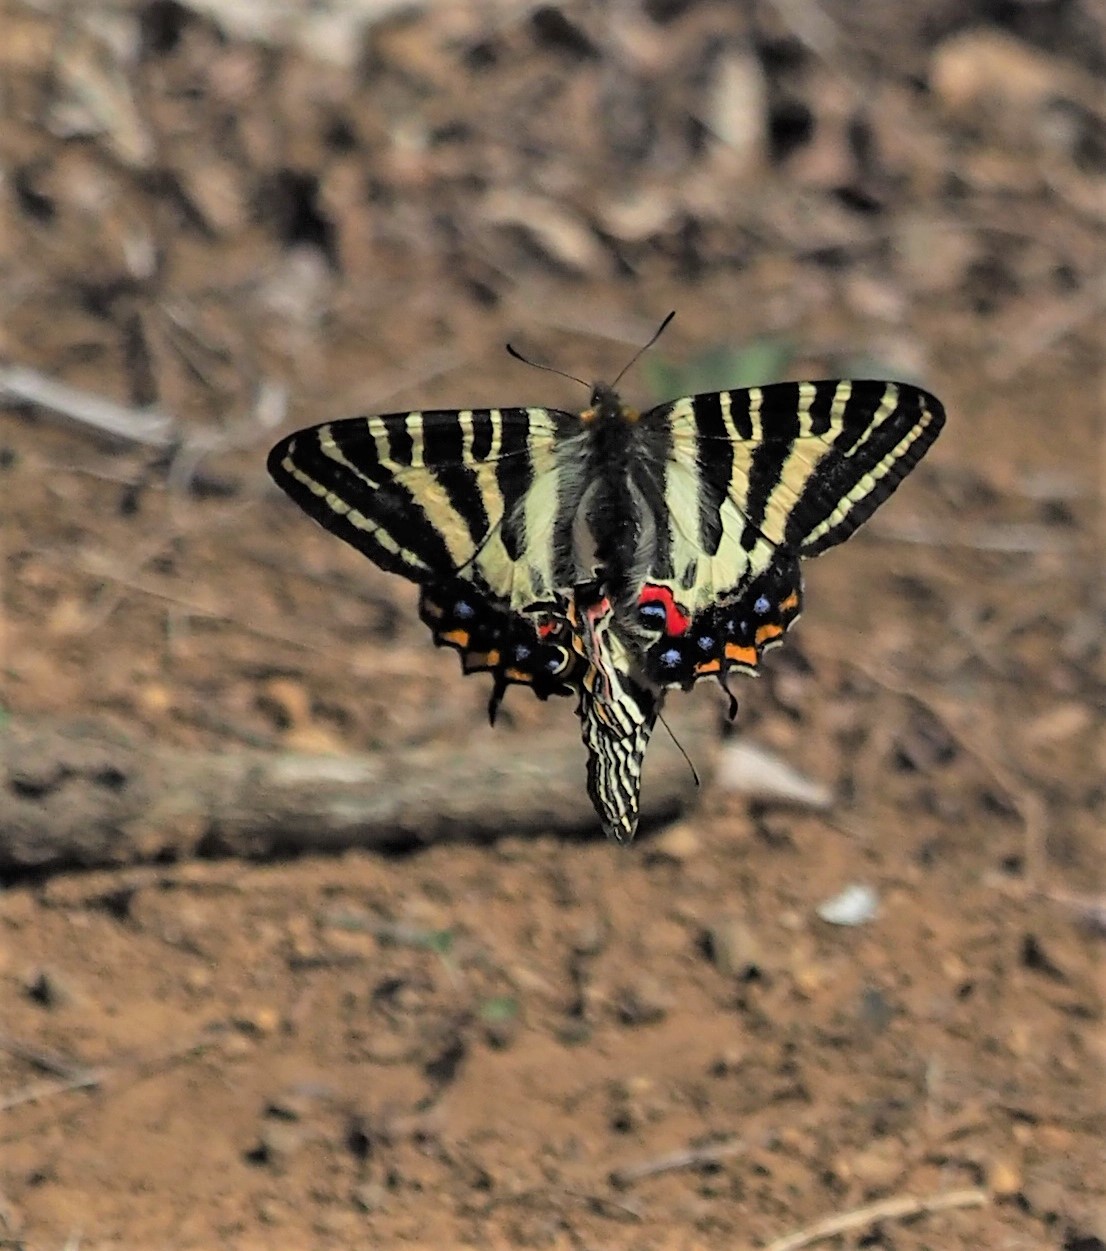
689,390,733,558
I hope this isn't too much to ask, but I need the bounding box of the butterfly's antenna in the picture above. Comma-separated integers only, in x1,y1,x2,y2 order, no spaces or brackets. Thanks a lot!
658,708,700,788
505,342,589,390
611,310,676,390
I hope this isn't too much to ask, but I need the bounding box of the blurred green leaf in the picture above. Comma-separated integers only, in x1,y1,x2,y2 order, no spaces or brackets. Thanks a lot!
839,353,928,388
641,337,795,400
423,929,454,956
478,995,519,1024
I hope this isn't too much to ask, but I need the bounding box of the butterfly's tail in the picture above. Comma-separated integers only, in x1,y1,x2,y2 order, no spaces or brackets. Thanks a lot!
578,678,661,842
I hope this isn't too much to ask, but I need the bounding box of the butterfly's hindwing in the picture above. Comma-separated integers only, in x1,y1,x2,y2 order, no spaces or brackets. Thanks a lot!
419,579,586,706
641,556,803,692
579,667,660,845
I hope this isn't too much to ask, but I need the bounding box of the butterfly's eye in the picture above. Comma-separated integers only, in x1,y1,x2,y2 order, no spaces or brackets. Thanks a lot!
753,595,771,616
638,602,667,628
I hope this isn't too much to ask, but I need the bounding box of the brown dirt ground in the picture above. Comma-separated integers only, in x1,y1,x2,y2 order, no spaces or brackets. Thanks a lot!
1,2,1103,1248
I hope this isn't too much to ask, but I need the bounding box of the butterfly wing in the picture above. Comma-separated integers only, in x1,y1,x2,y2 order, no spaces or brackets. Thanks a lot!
267,406,590,705
635,380,945,691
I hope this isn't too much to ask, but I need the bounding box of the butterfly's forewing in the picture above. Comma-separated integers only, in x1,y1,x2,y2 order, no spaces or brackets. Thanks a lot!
267,406,577,607
267,406,587,702
635,380,945,693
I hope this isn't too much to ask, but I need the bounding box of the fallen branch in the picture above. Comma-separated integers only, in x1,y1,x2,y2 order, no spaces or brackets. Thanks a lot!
760,1187,988,1251
0,704,717,872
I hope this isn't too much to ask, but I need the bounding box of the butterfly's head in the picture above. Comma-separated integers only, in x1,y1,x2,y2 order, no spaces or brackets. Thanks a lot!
583,381,637,426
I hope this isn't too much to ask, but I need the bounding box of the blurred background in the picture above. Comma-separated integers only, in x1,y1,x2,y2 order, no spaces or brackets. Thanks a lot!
1,0,1103,1247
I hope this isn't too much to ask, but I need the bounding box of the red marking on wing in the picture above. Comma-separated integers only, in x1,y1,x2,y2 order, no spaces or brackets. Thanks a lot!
639,584,691,636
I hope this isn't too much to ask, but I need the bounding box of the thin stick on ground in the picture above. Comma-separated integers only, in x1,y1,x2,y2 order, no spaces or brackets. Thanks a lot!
761,1187,988,1251
0,363,176,447
610,1137,747,1187
0,1069,103,1113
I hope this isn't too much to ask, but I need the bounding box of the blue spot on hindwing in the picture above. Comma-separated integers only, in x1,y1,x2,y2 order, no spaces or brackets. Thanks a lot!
754,595,770,615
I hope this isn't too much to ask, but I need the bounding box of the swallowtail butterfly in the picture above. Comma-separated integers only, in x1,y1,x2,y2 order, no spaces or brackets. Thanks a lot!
268,331,944,842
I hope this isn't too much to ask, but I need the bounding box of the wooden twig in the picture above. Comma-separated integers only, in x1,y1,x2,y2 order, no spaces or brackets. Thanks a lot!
760,1186,988,1251
0,1070,103,1113
0,364,176,447
1,1026,226,1119
611,1137,747,1187
0,1034,88,1080
0,706,716,872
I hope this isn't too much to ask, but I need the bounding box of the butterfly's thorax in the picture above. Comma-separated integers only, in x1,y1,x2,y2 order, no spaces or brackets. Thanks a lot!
575,383,667,650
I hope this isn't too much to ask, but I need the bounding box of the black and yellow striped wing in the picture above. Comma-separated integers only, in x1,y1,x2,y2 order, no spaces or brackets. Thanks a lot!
632,379,945,693
267,406,574,602
267,406,594,712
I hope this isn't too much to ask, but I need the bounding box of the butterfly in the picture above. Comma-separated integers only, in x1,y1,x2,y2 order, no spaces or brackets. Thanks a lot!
267,326,944,841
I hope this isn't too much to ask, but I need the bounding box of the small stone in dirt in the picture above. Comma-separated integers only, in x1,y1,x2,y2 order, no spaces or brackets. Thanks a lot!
239,1005,281,1035
266,1086,327,1122
709,1045,747,1076
987,1156,1023,1198
616,977,671,1026
847,1137,904,1189
702,916,763,979
313,1208,360,1238
570,914,608,956
256,1197,286,1225
555,1019,593,1047
351,1181,388,1213
24,966,77,1009
857,986,896,1033
816,883,879,926
645,822,702,863
249,1122,303,1170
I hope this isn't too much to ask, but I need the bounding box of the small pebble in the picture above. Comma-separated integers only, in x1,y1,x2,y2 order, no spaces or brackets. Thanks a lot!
351,1181,388,1213
988,1156,1023,1197
253,1122,303,1170
703,916,762,978
645,822,702,863
816,884,879,926
616,977,671,1026
848,1138,904,1189
24,967,77,1009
